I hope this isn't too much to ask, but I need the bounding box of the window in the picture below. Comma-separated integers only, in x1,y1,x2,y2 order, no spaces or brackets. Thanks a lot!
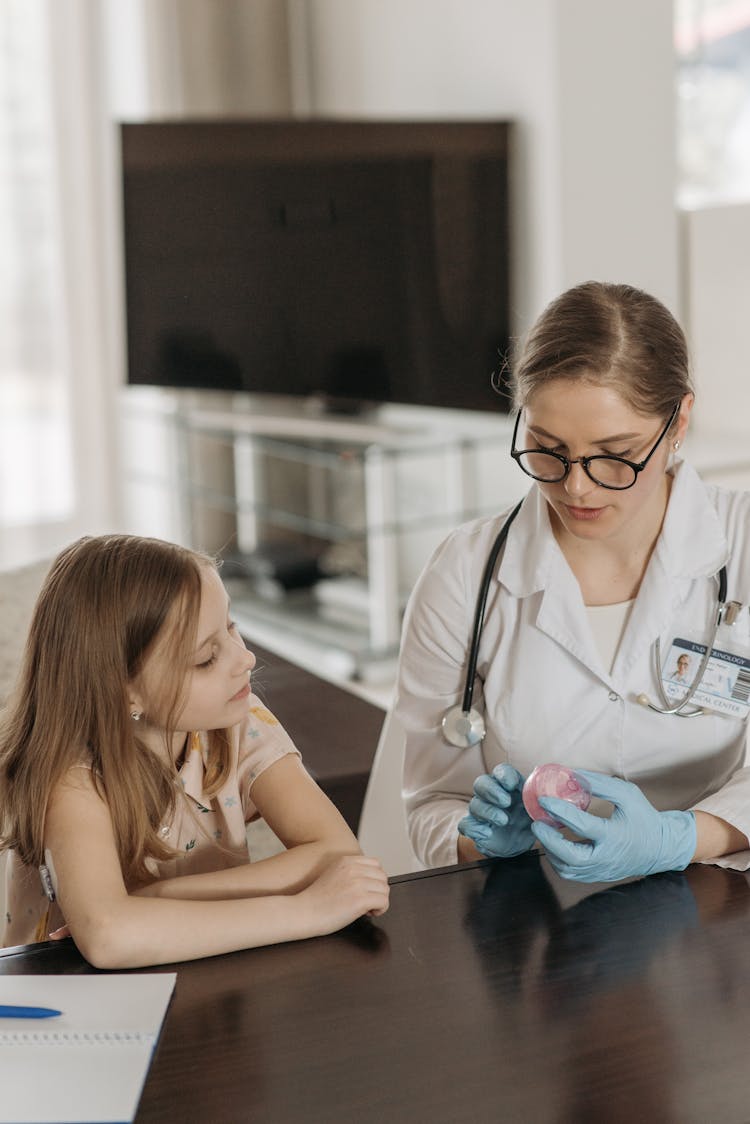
676,0,750,205
0,1,74,540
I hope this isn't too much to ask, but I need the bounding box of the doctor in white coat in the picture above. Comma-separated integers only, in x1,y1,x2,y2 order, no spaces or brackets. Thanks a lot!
397,281,750,880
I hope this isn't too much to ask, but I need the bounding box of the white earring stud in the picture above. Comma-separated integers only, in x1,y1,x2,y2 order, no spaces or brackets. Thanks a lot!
130,710,141,722
673,440,680,451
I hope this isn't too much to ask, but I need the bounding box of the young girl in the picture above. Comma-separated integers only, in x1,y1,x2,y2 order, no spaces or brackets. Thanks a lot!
0,534,389,967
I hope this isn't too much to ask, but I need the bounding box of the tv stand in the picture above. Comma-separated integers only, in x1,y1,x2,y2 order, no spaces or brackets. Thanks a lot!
306,394,377,418
119,387,518,682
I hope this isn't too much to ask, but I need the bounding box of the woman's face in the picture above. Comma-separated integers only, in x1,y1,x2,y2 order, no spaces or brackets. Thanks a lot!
519,380,692,548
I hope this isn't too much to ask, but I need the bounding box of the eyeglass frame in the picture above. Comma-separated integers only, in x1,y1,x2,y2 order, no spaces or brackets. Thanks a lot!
510,400,681,491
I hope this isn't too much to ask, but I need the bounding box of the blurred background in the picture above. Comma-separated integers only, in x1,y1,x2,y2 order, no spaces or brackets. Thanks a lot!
2,0,749,682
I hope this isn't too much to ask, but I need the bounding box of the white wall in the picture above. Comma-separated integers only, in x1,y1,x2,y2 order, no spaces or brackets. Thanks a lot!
302,0,679,335
556,2,678,306
103,0,293,118
682,202,750,439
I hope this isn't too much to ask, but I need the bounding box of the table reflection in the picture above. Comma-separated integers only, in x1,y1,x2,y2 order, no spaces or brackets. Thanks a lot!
463,857,750,1122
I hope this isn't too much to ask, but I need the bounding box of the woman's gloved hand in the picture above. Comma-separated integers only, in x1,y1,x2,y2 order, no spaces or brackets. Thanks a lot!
531,769,697,883
458,764,535,858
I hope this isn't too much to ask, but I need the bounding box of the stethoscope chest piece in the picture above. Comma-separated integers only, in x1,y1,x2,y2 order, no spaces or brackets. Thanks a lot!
442,705,486,748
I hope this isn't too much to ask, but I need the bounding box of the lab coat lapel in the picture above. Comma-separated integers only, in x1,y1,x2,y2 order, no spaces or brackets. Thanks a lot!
614,461,727,677
535,553,601,673
614,554,689,678
500,487,604,675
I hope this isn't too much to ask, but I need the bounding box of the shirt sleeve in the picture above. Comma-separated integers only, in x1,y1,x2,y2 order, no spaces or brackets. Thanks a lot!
691,762,750,870
3,851,63,948
689,485,750,870
236,694,302,821
396,529,494,868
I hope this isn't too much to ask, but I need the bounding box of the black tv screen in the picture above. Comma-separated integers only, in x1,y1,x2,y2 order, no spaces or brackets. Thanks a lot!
120,119,511,413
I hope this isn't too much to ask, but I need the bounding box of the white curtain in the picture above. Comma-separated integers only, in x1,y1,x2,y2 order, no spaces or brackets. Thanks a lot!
0,2,73,561
0,0,302,572
0,0,119,570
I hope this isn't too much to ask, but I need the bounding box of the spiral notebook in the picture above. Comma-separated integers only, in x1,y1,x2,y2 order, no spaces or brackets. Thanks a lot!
0,972,176,1123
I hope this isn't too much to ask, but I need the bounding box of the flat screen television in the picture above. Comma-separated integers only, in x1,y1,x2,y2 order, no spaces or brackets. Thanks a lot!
120,119,512,413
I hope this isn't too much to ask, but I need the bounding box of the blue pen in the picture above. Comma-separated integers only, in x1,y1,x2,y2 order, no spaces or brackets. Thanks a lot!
0,1005,62,1019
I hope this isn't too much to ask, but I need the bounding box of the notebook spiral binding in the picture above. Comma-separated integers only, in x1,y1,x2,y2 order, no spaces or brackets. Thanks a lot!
0,1029,156,1045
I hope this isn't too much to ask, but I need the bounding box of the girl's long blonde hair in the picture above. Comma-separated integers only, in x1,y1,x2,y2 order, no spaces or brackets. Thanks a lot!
0,534,233,886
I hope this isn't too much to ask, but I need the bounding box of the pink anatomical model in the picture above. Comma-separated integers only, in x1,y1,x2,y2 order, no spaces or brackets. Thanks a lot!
522,764,591,826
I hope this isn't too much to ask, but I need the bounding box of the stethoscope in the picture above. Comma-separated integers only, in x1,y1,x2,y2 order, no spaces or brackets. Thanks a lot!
441,499,523,747
441,500,731,746
636,566,730,718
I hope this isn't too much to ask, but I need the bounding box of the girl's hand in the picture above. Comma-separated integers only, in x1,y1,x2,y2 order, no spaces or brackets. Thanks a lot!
299,854,390,935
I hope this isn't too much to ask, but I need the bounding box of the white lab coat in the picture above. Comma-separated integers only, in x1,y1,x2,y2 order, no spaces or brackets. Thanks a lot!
397,460,750,869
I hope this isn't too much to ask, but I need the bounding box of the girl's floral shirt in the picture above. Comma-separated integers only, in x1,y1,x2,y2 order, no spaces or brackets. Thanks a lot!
3,694,300,948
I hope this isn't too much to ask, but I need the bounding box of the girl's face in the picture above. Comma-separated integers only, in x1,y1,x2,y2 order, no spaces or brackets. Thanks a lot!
520,380,692,548
135,566,255,746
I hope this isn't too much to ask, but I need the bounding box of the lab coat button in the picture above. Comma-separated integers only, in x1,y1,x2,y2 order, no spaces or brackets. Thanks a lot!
608,691,620,702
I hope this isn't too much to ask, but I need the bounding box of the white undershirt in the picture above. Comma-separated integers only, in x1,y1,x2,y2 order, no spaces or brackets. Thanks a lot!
586,599,635,673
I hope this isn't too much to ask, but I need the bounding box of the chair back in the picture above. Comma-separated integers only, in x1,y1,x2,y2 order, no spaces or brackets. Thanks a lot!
357,707,424,877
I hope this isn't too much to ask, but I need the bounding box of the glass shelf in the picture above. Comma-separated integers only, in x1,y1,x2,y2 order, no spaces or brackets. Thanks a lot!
120,387,520,678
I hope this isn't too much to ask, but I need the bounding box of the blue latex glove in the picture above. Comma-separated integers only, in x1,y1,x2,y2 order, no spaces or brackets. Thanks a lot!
458,764,535,859
531,769,697,883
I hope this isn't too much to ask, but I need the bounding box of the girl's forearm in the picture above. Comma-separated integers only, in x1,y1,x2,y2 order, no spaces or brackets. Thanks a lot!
134,838,359,901
75,893,319,969
68,852,389,969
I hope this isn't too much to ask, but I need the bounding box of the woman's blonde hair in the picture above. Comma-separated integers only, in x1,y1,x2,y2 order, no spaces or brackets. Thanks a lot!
0,534,233,886
509,281,694,419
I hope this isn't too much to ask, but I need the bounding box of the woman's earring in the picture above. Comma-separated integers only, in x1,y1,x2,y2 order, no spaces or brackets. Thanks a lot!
673,440,680,451
130,710,141,722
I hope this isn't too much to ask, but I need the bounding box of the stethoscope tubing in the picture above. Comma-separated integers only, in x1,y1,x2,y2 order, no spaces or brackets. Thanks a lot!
460,498,523,714
645,565,728,717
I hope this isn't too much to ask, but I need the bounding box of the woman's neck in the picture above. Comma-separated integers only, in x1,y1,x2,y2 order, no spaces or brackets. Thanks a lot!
551,474,672,606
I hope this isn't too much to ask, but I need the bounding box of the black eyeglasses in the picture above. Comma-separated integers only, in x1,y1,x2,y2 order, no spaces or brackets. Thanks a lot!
510,401,680,491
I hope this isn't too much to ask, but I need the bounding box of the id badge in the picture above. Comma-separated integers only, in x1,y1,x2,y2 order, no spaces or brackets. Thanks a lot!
661,636,750,718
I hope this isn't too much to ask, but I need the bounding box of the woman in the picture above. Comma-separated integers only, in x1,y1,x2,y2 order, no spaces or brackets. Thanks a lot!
396,281,750,881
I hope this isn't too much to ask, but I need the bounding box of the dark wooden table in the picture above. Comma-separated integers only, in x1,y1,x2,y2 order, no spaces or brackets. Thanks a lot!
245,640,385,831
3,855,750,1122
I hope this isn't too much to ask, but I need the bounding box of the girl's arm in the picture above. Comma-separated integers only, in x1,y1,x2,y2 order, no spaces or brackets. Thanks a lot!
135,755,363,901
44,767,389,969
